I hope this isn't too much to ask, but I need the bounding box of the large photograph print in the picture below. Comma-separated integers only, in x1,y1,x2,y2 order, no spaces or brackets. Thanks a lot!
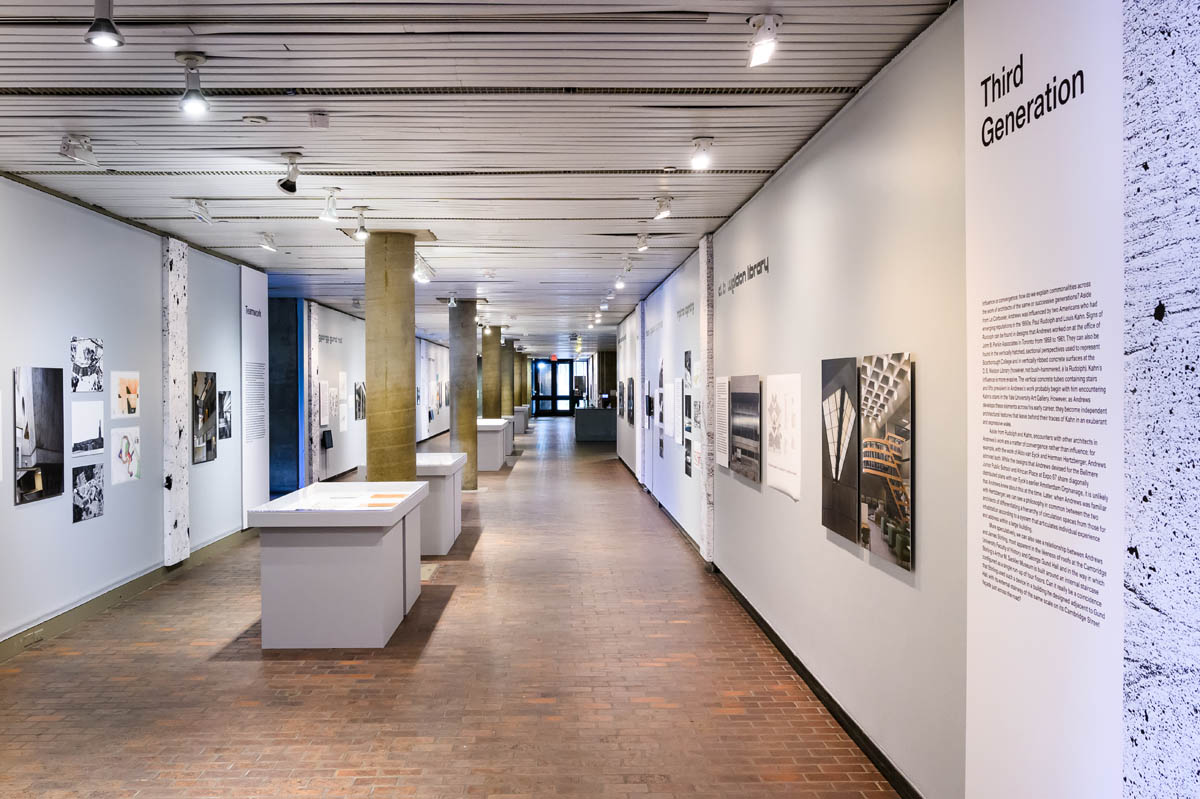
821,358,860,544
859,354,914,570
728,375,761,483
13,367,65,505
192,371,217,464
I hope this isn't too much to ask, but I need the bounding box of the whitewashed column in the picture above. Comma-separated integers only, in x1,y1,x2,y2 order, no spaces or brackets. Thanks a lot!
697,234,715,564
305,300,321,484
161,238,190,566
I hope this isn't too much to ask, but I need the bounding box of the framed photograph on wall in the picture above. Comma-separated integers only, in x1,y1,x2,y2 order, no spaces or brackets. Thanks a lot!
13,366,65,505
192,371,217,464
821,358,861,544
859,353,914,570
729,375,761,483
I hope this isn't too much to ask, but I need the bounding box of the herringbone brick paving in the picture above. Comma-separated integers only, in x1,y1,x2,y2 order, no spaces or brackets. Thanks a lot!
0,418,898,799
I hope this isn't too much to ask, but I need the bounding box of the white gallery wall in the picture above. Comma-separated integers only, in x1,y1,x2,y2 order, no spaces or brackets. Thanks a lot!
188,251,244,549
710,8,966,799
312,303,366,478
616,303,642,478
642,253,703,546
415,337,451,442
0,178,257,643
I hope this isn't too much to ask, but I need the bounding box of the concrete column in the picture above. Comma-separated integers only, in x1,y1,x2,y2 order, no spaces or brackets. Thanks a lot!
517,353,527,405
161,237,190,567
513,352,524,407
481,325,501,418
364,232,416,481
500,340,515,416
449,299,478,490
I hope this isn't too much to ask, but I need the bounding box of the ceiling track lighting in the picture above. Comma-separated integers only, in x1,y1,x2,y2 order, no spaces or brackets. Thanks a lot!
606,290,615,300
84,0,124,48
447,293,458,308
653,195,672,220
747,14,782,68
635,230,649,252
187,199,213,225
175,52,210,117
59,134,100,168
690,137,715,170
257,232,276,252
615,275,626,290
277,152,301,195
319,187,340,223
413,252,436,284
352,205,370,241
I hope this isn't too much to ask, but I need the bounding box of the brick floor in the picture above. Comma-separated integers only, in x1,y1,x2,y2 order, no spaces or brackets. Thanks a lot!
0,418,898,799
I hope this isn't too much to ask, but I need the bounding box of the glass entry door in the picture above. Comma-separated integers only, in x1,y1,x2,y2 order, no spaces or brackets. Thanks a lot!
532,359,575,416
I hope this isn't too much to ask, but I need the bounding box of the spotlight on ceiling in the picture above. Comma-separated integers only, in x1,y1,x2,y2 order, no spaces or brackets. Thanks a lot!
352,205,370,241
175,52,210,117
690,137,714,170
653,195,672,220
606,291,615,300
84,0,124,48
747,14,782,68
257,232,276,252
58,134,100,168
588,323,594,330
447,293,458,308
413,252,436,284
615,276,625,290
319,188,340,223
635,231,649,252
600,303,609,311
277,152,301,195
187,199,213,225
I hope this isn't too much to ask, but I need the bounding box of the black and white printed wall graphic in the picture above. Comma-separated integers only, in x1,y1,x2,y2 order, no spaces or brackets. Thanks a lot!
71,463,103,523
217,390,232,440
13,366,64,506
69,336,103,393
192,371,217,464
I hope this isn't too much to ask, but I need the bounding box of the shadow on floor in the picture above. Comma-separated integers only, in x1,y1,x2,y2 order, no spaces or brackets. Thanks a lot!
428,526,482,562
208,584,456,663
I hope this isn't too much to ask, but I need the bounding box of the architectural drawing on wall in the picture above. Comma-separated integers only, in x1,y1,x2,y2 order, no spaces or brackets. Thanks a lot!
110,371,140,417
217,390,233,440
318,380,330,427
71,463,103,523
70,400,105,457
821,358,861,544
338,372,348,407
110,426,141,484
339,400,348,433
764,373,803,501
859,353,914,570
683,350,693,436
354,382,366,421
13,366,64,505
191,371,217,464
729,375,762,483
627,377,634,424
69,336,104,393
715,376,729,469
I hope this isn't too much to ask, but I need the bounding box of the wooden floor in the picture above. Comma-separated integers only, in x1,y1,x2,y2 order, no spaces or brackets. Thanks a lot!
0,418,897,799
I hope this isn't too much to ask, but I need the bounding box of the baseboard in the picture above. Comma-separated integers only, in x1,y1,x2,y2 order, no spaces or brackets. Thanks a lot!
713,570,923,799
0,527,260,664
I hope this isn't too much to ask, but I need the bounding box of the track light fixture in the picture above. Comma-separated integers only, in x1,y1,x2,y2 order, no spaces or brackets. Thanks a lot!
588,323,594,330
606,291,615,300
277,152,301,195
447,293,458,308
257,233,276,252
600,303,609,311
636,230,649,252
413,252,436,283
653,196,672,220
175,52,210,117
747,14,782,68
319,188,340,223
352,205,370,241
84,0,124,48
615,276,625,290
187,199,213,225
690,137,714,170
59,134,100,168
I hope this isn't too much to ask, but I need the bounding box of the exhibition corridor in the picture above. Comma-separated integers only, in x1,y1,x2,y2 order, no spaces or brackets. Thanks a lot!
0,418,895,798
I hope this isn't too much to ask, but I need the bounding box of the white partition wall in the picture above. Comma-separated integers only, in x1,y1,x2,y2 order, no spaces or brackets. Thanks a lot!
711,9,966,799
616,306,642,479
642,252,703,546
415,337,451,442
311,304,367,479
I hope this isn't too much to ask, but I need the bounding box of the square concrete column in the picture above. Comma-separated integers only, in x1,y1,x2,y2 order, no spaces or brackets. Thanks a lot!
449,299,479,490
500,339,515,416
365,232,416,481
481,325,502,418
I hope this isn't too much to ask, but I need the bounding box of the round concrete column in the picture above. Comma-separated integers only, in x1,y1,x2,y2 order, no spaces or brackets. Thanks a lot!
500,339,515,417
481,325,501,418
449,299,478,490
364,232,416,481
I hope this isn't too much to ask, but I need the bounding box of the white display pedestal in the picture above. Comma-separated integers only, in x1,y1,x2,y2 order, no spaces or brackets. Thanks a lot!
248,482,428,649
501,415,515,453
477,418,509,471
513,405,529,435
415,452,466,556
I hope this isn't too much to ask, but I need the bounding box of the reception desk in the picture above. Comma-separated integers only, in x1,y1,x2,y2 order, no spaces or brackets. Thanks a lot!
415,452,466,556
477,418,511,471
248,482,428,649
